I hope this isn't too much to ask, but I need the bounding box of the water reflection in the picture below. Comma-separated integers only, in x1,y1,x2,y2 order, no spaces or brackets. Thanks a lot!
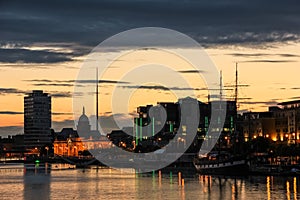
267,176,271,200
287,180,291,200
294,177,298,200
1,166,300,199
23,163,51,200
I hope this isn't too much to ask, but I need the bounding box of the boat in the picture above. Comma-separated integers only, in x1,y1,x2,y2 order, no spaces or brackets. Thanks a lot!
193,151,250,176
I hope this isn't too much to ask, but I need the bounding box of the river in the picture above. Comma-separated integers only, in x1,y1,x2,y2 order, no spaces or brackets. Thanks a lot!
0,164,299,199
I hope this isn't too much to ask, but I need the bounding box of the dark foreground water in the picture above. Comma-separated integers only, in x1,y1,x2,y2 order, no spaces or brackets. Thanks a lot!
0,164,299,200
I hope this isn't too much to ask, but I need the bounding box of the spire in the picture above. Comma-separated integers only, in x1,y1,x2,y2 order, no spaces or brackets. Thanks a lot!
235,62,238,109
82,106,85,115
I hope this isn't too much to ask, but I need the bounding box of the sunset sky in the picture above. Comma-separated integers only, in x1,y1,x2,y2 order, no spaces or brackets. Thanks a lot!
1,0,300,136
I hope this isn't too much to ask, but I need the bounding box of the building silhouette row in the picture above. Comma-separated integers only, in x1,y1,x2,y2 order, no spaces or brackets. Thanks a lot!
2,90,300,158
241,100,300,143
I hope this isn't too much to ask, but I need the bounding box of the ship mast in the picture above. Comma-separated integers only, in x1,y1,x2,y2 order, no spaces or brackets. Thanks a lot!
220,70,223,101
235,62,238,110
96,68,99,133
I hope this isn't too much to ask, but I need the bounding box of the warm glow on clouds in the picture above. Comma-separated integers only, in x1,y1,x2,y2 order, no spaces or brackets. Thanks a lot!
1,43,300,135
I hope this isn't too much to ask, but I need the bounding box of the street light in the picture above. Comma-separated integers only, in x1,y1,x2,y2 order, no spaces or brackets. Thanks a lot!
292,133,296,144
285,134,289,139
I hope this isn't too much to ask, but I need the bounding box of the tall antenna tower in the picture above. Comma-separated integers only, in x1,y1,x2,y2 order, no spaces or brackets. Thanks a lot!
235,63,238,109
96,68,99,133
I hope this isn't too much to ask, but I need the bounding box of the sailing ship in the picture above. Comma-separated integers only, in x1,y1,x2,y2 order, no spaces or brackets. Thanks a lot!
193,63,250,176
193,151,249,175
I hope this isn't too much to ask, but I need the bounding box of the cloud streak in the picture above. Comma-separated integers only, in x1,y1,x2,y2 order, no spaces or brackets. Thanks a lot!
0,111,23,115
178,70,205,74
32,83,74,87
0,88,25,95
25,79,130,84
51,91,72,98
0,48,73,64
0,110,73,115
240,100,278,106
119,85,213,91
228,53,300,58
240,59,296,63
0,87,74,98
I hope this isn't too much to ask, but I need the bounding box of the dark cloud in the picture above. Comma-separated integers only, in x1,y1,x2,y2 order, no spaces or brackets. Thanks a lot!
76,80,130,84
0,111,23,115
0,48,73,63
224,84,249,87
279,54,300,57
120,85,170,91
289,96,300,100
0,111,72,115
229,53,271,57
25,79,130,84
24,79,74,83
237,97,252,100
228,53,300,58
240,59,296,63
1,0,300,58
25,79,76,87
0,126,23,137
32,83,74,87
178,70,205,74
119,85,217,91
51,91,72,98
0,88,25,95
52,112,73,115
0,64,50,69
270,98,284,101
99,80,130,84
0,87,73,98
240,101,278,106
24,79,130,87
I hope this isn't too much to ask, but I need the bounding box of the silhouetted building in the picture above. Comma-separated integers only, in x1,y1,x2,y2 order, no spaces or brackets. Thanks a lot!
77,107,91,138
24,90,52,152
241,111,275,141
272,100,300,142
239,100,300,143
54,127,112,157
133,97,237,152
55,128,78,141
0,134,25,157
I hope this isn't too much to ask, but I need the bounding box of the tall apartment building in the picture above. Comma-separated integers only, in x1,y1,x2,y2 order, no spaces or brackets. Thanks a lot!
24,90,52,150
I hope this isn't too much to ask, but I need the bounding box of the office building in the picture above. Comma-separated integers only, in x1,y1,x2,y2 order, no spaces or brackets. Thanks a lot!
24,90,52,151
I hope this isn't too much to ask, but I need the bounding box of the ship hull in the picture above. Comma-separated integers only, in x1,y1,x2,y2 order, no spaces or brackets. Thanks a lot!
194,160,249,176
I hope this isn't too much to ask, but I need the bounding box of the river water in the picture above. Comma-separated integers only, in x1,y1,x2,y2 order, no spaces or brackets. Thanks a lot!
0,164,299,200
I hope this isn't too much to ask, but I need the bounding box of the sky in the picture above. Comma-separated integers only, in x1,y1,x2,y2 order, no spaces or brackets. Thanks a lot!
1,0,300,136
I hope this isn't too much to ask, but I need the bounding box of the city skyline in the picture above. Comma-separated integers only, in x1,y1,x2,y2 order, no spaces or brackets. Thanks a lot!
1,0,300,136
2,2,300,200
